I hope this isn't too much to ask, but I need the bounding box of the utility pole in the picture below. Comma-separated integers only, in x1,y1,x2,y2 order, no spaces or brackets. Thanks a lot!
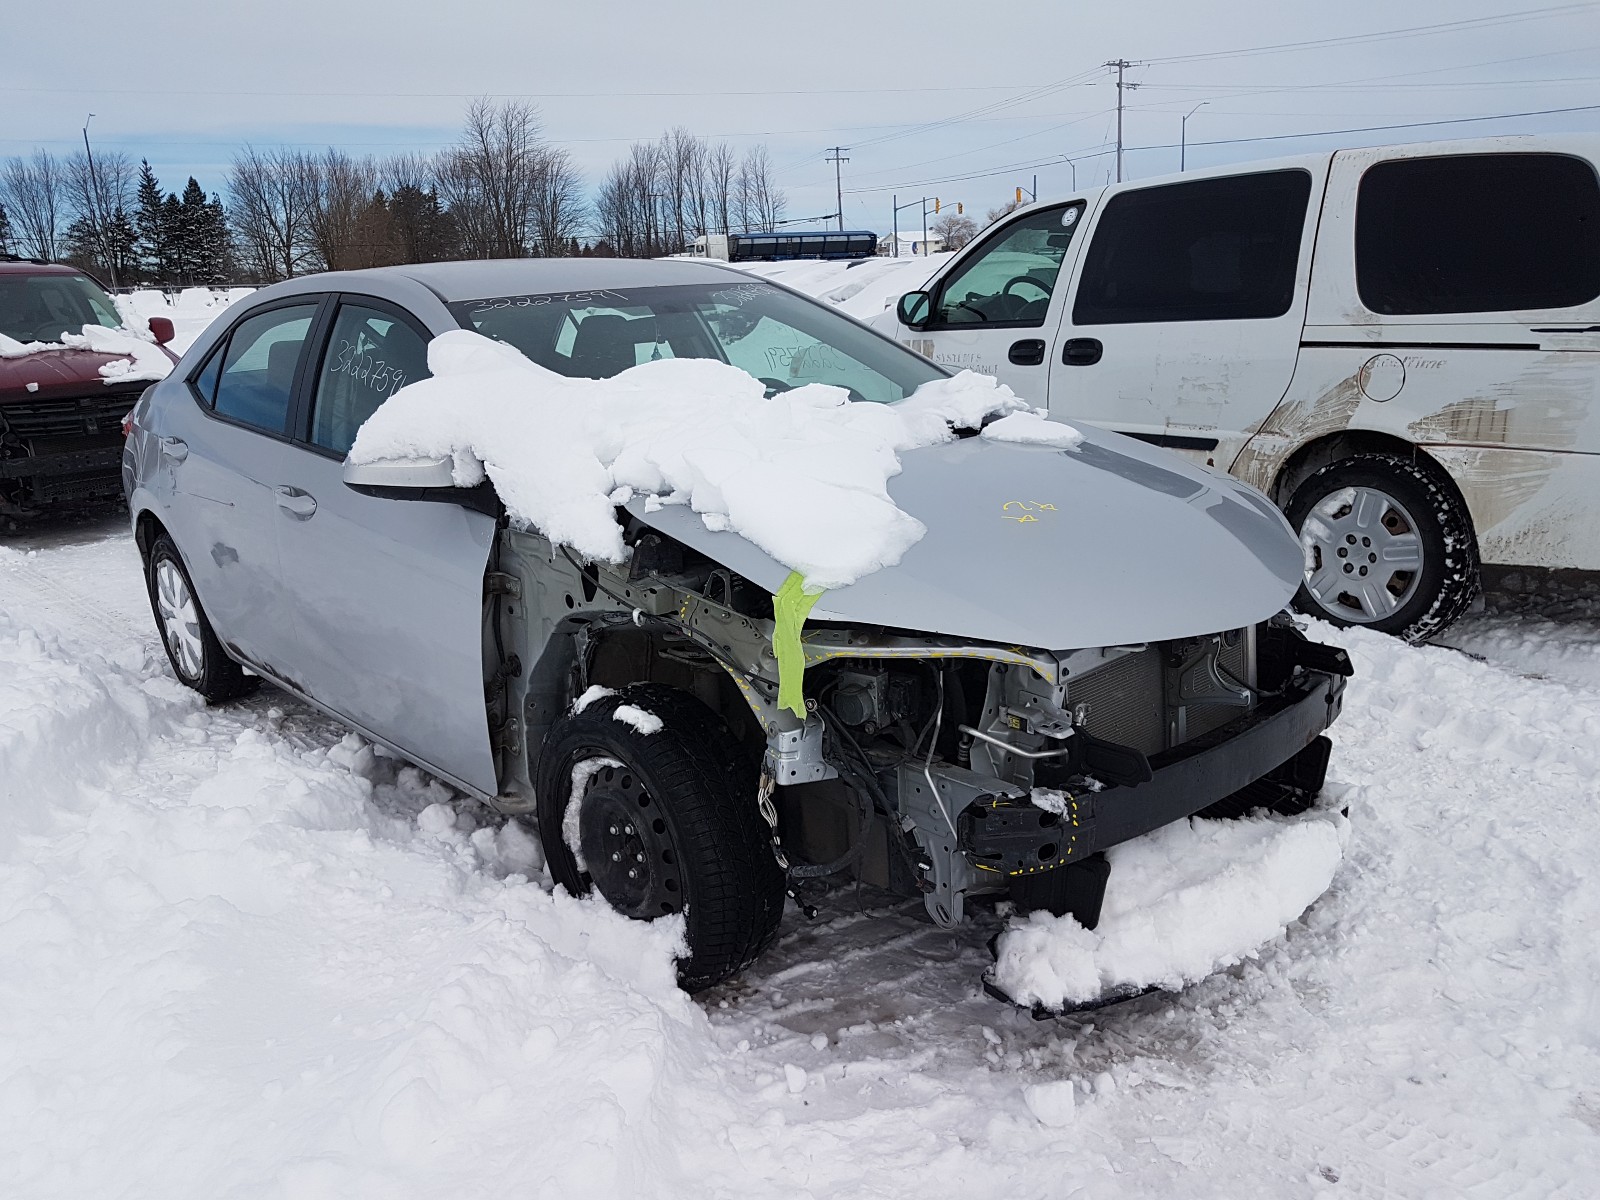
1105,59,1139,184
825,146,850,231
81,113,118,288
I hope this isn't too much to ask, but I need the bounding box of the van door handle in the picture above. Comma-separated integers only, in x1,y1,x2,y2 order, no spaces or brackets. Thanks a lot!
274,485,317,519
1008,338,1046,366
159,436,188,462
1062,338,1103,366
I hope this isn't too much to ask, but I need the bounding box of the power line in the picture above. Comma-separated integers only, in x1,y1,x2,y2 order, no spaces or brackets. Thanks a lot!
1143,3,1596,65
1129,101,1600,153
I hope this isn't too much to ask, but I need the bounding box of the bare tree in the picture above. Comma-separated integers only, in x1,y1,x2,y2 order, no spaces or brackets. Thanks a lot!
736,145,785,233
706,141,737,236
931,213,978,251
305,149,377,271
228,146,317,280
1,150,64,260
596,140,666,258
61,149,135,278
529,144,586,255
439,98,551,258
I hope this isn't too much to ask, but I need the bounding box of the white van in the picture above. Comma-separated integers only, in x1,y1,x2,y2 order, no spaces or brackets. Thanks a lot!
875,134,1600,640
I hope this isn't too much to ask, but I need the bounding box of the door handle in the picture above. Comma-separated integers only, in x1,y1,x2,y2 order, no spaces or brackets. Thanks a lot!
274,485,317,519
1008,338,1046,366
159,436,188,462
1061,338,1103,366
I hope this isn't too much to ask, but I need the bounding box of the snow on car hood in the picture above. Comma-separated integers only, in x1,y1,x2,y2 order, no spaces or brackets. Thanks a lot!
0,321,174,388
632,421,1304,649
351,332,1300,647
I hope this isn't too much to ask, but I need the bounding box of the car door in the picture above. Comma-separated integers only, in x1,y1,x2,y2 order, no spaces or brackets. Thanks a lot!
158,299,322,674
267,295,501,798
1046,166,1325,468
892,201,1089,403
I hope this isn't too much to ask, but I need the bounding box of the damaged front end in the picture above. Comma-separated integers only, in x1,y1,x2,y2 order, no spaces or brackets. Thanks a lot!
493,512,1351,993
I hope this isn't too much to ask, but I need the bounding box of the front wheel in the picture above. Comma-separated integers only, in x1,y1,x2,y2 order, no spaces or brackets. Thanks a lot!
1284,453,1479,642
534,683,785,991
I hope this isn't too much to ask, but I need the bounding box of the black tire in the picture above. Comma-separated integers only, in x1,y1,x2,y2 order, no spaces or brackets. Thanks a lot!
1284,453,1479,642
534,683,784,991
144,532,255,702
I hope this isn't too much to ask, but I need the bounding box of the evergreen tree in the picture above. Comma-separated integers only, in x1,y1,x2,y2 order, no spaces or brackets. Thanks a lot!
200,191,234,283
0,202,13,255
134,159,169,282
161,193,187,282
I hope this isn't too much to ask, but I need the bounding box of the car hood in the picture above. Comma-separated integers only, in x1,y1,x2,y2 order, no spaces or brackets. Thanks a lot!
0,347,132,403
628,423,1304,650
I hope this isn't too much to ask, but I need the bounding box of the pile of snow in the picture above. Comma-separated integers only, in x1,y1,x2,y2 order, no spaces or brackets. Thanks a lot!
120,286,253,353
351,331,1059,591
731,253,953,321
989,804,1349,1012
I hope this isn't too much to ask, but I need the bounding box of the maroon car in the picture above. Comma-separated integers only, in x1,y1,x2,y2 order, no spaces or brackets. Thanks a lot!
0,257,176,513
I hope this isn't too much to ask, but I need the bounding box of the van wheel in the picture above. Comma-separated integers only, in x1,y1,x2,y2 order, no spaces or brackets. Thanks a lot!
144,533,255,701
1284,453,1479,642
534,683,785,991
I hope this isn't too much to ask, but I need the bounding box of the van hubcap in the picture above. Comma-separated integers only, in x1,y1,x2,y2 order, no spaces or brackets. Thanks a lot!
155,558,205,678
1300,486,1423,623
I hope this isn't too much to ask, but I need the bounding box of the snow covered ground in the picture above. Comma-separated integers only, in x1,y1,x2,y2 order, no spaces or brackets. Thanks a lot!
3,508,1598,1199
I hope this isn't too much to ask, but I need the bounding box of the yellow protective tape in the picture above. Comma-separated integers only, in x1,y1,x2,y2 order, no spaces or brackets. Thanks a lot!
773,571,824,719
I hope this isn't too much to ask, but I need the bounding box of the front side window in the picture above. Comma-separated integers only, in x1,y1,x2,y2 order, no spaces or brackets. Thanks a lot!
310,304,430,455
450,281,945,404
0,273,121,343
1073,170,1312,325
930,203,1084,327
1356,153,1600,315
210,304,318,434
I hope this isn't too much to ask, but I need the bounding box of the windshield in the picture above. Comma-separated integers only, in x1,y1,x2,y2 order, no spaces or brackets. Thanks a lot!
0,273,122,344
448,280,946,404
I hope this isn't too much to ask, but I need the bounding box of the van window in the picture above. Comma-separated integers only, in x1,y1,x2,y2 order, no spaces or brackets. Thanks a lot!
1072,170,1311,325
1356,153,1600,315
929,203,1085,328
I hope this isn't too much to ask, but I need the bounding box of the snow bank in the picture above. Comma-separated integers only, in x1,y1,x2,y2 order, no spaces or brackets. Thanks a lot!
0,598,775,1199
732,253,953,321
350,332,1031,590
120,285,252,353
989,804,1348,1011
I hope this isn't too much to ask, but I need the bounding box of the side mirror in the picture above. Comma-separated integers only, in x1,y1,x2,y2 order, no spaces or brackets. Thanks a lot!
896,290,933,330
344,454,457,491
147,316,175,345
343,455,503,515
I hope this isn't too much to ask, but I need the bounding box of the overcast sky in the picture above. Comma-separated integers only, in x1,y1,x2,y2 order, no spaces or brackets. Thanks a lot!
5,0,1597,233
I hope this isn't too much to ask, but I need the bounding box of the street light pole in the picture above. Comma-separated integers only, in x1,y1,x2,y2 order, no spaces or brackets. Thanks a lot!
81,113,118,287
1181,102,1208,173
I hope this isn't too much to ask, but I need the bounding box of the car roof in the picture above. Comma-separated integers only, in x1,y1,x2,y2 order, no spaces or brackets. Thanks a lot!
0,260,86,277
309,257,751,303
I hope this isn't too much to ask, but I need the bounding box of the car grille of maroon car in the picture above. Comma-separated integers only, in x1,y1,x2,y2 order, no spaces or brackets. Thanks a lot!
1,388,145,453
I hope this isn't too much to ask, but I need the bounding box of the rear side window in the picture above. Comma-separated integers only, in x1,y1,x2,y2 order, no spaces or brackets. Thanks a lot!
1073,170,1312,325
310,303,430,455
1356,153,1600,315
211,304,318,434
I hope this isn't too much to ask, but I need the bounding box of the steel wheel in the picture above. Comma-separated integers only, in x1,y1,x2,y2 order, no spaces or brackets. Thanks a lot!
573,761,685,918
1299,485,1423,624
155,556,205,679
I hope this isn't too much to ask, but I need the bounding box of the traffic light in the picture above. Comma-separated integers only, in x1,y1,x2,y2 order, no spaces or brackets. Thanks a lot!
1015,186,1023,203
957,202,963,215
933,198,940,214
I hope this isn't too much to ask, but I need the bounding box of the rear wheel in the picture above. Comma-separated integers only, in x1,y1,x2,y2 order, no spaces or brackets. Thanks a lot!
535,683,784,991
1285,453,1478,642
144,533,255,702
